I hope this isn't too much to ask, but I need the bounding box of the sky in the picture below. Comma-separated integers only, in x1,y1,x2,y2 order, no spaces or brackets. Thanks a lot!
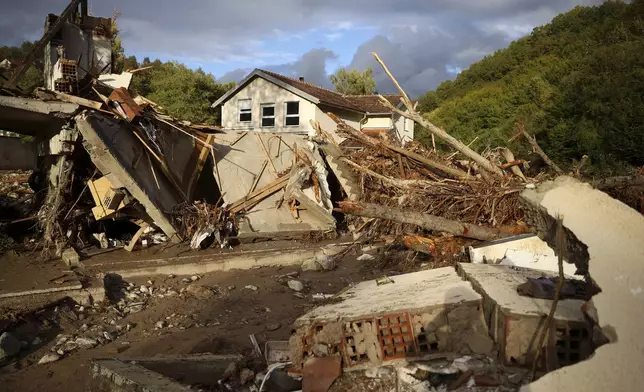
1,0,604,97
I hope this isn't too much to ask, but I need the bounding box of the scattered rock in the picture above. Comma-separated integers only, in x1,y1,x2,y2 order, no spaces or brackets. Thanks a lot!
186,284,215,299
75,337,98,349
287,280,304,292
244,285,258,291
61,247,80,268
0,332,21,360
147,280,154,285
357,254,375,261
465,333,494,355
239,368,255,385
266,323,281,331
190,275,201,282
139,285,148,293
155,321,166,329
182,278,191,284
168,274,175,278
301,257,322,272
316,254,336,270
38,353,61,365
227,285,236,290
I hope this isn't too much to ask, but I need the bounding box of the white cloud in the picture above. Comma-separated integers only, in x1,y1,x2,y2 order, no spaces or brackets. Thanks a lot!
325,32,343,41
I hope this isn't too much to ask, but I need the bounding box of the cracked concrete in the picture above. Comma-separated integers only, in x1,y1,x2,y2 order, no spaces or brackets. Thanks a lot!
520,176,644,391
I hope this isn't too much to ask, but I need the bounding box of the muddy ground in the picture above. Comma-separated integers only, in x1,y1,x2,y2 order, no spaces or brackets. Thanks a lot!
0,248,425,392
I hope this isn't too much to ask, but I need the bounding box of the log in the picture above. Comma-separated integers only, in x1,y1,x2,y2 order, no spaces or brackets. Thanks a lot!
499,147,527,181
341,158,440,189
517,122,564,175
371,52,504,178
336,201,506,241
329,113,469,180
591,175,644,189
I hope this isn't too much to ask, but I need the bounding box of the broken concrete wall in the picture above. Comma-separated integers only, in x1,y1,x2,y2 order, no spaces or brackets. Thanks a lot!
89,359,192,392
520,176,644,392
0,136,38,170
214,131,335,240
76,113,181,240
0,96,78,138
290,268,487,370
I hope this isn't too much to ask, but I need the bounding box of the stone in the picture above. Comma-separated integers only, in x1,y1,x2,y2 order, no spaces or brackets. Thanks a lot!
315,253,336,270
244,285,258,291
155,321,166,329
301,257,322,272
357,253,375,261
266,323,281,331
75,337,98,349
465,333,494,355
190,275,200,281
139,285,148,293
61,247,80,268
186,284,215,299
38,353,61,364
0,332,21,360
239,368,255,384
287,280,304,292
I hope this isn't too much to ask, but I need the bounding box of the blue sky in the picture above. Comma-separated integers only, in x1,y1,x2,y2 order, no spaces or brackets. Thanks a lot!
1,0,603,97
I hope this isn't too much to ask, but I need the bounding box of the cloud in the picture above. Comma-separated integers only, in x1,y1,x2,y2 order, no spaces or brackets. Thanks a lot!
1,0,608,96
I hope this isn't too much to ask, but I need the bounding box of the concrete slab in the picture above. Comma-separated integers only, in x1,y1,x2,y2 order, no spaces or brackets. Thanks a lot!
469,234,580,277
214,131,334,239
291,268,486,370
83,242,352,278
90,359,192,392
520,176,644,392
76,113,181,240
457,263,589,367
0,95,78,137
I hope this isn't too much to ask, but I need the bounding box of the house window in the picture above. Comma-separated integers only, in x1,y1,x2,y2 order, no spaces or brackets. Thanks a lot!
238,99,251,122
285,101,299,126
261,104,275,127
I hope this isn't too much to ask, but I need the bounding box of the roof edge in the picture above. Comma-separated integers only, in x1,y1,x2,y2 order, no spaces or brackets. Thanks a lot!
211,69,321,108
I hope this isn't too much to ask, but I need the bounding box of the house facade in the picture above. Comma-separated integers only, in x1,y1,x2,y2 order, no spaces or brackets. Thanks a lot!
211,69,414,144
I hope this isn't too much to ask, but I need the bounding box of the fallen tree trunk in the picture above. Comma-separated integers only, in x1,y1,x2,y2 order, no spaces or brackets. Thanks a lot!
336,201,506,241
591,174,644,189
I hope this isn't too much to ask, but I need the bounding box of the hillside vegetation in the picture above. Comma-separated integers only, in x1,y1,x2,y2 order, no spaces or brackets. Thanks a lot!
417,0,644,173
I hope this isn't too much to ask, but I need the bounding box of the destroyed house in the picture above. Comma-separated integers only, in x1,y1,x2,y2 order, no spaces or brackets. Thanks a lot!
211,69,415,144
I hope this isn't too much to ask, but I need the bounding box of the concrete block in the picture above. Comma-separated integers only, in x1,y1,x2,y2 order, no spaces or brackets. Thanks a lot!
90,359,192,392
290,267,485,369
519,176,644,392
61,247,80,268
457,263,590,367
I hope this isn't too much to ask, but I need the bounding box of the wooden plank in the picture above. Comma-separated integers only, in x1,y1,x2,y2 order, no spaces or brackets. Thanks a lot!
248,160,268,195
228,176,289,214
125,222,149,252
37,89,103,110
6,0,82,88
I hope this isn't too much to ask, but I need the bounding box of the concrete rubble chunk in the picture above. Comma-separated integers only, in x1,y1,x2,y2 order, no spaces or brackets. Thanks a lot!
0,332,22,360
38,352,62,365
61,247,80,268
287,280,305,292
519,176,644,392
291,267,485,370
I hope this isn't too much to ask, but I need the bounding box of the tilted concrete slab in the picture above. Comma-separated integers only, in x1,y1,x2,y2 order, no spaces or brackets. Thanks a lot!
458,263,589,367
90,359,192,392
0,95,78,137
76,113,181,240
214,131,334,239
520,176,644,392
291,267,487,370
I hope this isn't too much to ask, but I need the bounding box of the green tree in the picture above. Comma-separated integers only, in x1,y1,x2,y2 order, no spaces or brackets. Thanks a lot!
110,11,125,73
0,41,44,93
329,67,376,95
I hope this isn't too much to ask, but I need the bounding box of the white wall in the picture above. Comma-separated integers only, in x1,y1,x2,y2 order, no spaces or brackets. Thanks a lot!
221,77,317,133
315,105,364,144
362,115,392,129
394,114,415,144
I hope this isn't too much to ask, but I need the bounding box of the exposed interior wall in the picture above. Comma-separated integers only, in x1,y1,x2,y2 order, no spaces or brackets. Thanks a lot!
394,114,414,144
220,77,317,133
362,115,392,129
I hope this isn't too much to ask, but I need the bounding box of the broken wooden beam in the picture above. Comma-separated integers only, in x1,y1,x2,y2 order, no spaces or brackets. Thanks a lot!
227,175,290,214
335,201,507,241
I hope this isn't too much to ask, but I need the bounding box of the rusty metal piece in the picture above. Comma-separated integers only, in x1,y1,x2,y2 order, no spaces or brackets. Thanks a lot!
109,87,142,121
302,356,342,392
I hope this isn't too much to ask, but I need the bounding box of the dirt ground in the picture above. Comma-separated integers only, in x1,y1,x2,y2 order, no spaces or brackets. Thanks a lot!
0,251,397,392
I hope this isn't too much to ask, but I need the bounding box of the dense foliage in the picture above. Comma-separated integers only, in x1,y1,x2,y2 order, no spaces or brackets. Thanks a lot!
127,57,235,124
417,0,644,172
329,67,376,95
0,42,44,93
